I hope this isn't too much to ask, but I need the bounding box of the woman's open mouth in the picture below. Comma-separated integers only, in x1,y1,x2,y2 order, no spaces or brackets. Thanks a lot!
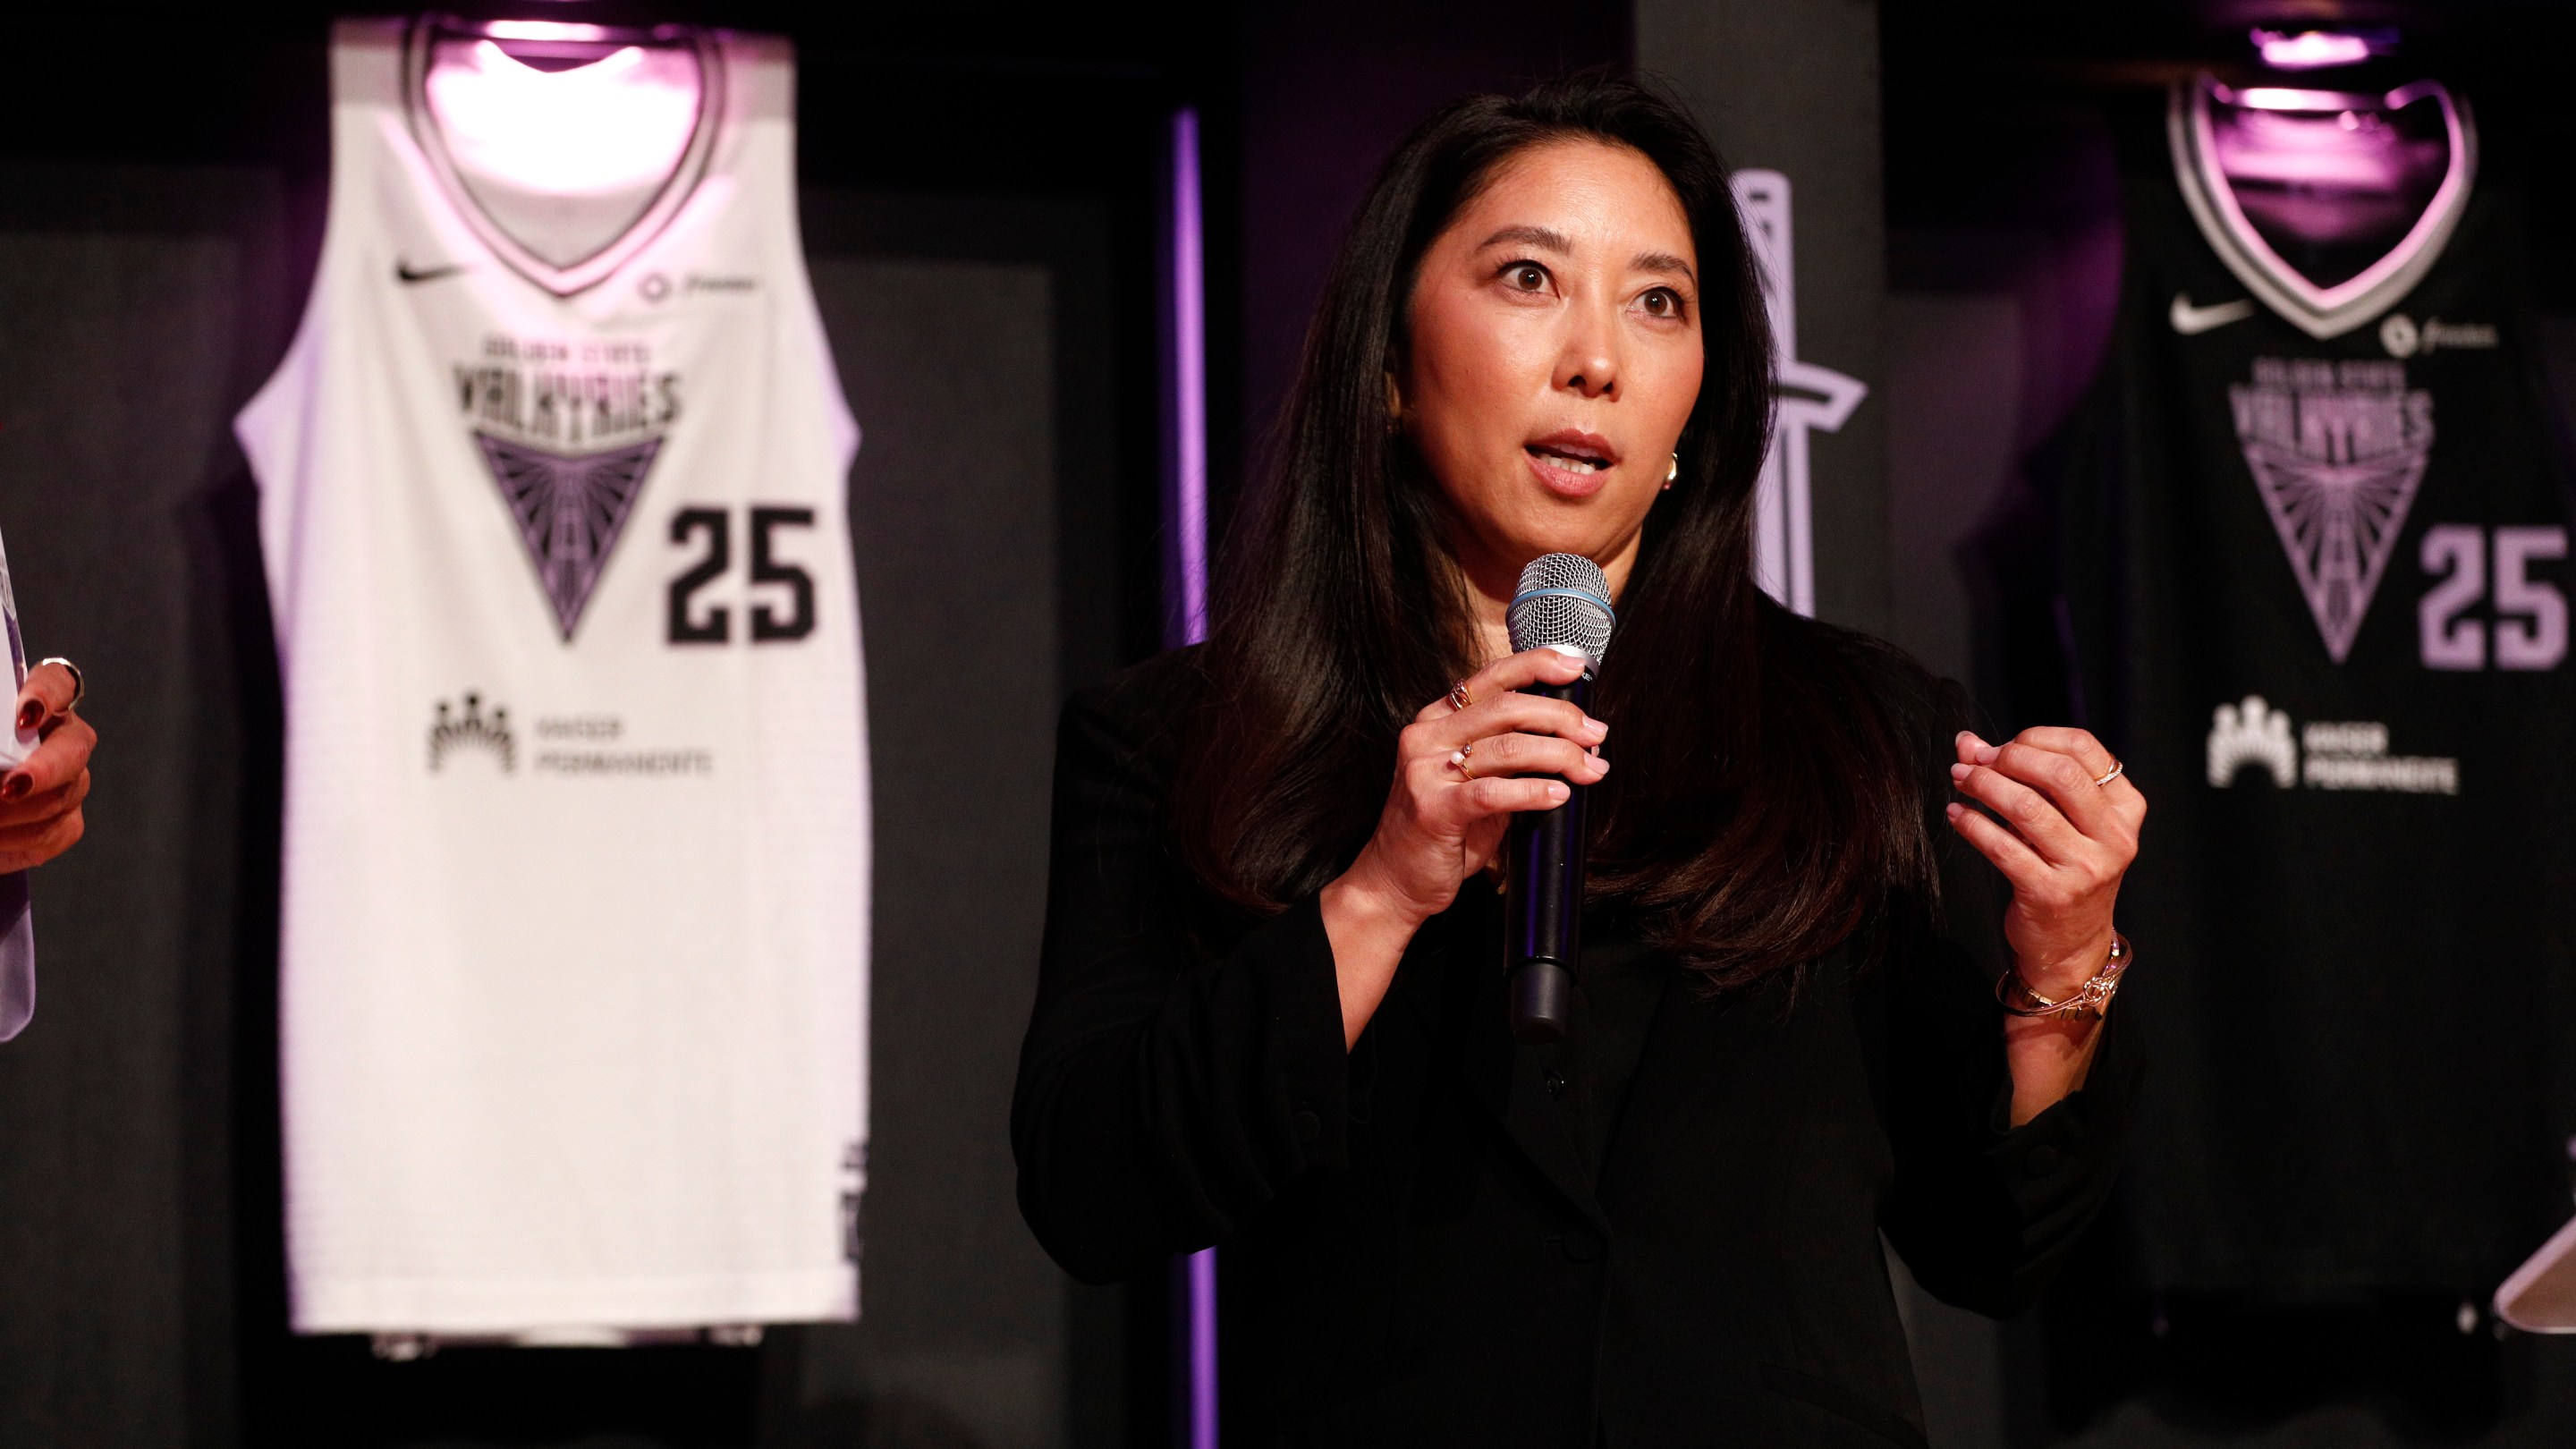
1524,432,1618,496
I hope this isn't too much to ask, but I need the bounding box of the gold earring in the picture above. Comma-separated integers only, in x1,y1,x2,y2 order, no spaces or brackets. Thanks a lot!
1665,453,1679,487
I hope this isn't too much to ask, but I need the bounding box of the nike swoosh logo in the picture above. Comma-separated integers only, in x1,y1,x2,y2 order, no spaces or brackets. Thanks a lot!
2170,293,2255,335
395,259,468,284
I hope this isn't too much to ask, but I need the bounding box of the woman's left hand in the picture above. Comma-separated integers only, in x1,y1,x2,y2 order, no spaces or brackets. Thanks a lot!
1945,727,2145,998
0,662,92,873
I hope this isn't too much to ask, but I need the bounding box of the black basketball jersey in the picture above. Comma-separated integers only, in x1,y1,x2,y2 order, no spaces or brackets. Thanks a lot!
2030,76,2576,1299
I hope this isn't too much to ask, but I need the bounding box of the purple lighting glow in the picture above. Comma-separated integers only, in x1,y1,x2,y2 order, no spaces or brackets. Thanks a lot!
1164,109,1211,649
1160,104,1217,1449
1188,1247,1218,1449
425,39,697,196
484,19,614,43
2227,85,2369,113
2253,29,2387,71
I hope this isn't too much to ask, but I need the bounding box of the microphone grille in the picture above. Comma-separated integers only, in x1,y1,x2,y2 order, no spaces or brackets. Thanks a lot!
1506,553,1615,669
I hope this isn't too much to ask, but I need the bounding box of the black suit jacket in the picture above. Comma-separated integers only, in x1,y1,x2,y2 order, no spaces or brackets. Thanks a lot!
1012,638,2141,1446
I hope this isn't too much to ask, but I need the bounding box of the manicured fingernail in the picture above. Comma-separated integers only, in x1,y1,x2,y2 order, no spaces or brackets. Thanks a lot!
1974,744,1999,765
3,775,29,801
1584,716,1608,739
14,702,38,732
1948,762,1971,782
1546,782,1571,802
1945,801,1964,819
1591,756,1611,773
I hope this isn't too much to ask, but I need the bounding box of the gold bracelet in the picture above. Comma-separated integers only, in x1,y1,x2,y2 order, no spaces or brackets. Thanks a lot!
1996,932,2131,1020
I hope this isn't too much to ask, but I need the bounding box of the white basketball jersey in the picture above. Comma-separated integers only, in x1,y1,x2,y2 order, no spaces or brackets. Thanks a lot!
237,20,868,1335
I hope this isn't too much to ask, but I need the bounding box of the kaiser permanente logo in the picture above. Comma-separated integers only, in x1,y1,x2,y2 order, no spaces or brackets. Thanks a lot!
429,693,516,774
2206,695,2457,795
427,695,714,778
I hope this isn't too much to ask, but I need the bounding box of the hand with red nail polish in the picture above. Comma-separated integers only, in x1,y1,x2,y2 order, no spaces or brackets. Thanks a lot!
0,660,94,871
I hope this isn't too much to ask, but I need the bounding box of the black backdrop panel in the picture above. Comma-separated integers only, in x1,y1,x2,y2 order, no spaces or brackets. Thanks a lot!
0,161,305,1449
794,246,1065,1448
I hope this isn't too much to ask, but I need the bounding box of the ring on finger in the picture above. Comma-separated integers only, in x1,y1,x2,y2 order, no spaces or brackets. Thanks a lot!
2093,759,2124,788
37,657,81,713
1449,743,1476,781
1445,681,1473,713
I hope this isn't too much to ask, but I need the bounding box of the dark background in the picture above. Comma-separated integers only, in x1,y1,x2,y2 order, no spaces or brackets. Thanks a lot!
7,2,2576,1447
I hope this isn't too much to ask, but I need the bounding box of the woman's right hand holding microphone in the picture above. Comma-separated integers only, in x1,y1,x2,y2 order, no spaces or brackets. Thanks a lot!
1318,647,1609,1046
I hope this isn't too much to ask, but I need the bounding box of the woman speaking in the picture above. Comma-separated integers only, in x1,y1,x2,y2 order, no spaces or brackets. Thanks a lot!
1013,72,2145,1445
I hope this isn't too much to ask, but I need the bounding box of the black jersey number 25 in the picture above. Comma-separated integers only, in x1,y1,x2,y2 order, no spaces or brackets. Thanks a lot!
667,506,818,645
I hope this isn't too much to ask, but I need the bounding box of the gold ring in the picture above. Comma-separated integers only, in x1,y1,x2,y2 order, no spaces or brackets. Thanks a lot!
1449,743,1476,781
2094,760,2124,788
1446,682,1473,713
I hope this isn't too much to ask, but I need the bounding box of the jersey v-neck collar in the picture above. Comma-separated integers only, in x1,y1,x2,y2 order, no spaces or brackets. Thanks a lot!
2169,73,2477,341
400,20,724,300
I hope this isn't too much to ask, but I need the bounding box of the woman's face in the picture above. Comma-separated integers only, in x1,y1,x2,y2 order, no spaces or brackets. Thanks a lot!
1398,138,1705,602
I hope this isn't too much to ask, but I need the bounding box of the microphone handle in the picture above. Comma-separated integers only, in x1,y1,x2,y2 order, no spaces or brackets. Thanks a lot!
1504,674,1589,1044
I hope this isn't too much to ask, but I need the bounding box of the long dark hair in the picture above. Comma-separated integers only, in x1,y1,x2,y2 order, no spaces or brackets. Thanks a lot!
1171,71,1931,988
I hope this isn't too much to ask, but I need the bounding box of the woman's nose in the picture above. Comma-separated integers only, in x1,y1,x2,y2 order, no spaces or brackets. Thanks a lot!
1554,307,1617,399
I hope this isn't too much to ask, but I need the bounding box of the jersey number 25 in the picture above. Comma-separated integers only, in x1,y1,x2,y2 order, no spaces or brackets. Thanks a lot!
667,506,816,645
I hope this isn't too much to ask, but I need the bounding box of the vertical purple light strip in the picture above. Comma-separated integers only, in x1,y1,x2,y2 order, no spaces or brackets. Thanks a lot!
1162,106,1218,1449
1188,1246,1218,1449
1168,107,1211,649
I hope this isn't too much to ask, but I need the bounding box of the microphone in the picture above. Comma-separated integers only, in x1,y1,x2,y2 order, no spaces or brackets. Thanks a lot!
1503,553,1614,1045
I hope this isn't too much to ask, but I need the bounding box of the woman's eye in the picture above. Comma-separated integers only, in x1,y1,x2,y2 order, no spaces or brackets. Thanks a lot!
1507,264,1547,291
1639,288,1684,318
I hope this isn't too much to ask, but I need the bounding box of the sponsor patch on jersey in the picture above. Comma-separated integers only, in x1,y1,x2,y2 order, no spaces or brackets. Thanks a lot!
2206,694,2457,793
428,692,515,773
474,433,662,640
2228,358,2433,662
2378,313,2498,359
429,707,719,779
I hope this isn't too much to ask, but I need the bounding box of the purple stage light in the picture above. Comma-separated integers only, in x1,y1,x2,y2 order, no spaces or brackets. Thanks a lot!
1160,104,1218,1449
1165,108,1211,650
1188,1246,1218,1449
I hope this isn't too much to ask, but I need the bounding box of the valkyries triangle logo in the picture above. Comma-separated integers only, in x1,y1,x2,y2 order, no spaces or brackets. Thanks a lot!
473,433,662,640
453,337,682,640
2228,357,2433,663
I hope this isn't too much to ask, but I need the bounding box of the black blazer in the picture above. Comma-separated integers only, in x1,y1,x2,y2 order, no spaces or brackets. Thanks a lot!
1012,634,2140,1447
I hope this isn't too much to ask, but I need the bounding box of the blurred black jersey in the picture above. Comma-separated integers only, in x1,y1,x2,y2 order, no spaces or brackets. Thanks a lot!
2024,75,2576,1299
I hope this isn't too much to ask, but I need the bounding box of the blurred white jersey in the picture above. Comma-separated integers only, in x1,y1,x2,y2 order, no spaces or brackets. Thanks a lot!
237,20,868,1335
